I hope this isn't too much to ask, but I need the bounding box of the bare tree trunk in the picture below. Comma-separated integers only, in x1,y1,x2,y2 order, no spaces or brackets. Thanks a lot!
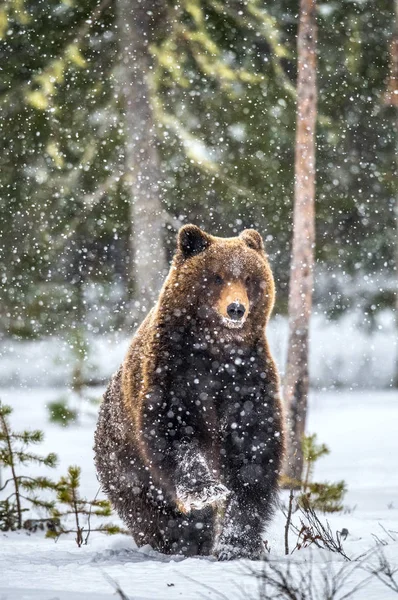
386,1,398,386
384,1,398,386
284,0,317,483
395,139,398,388
116,0,168,308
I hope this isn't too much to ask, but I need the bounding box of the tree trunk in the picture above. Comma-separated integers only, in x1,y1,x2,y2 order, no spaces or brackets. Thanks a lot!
116,0,168,309
284,0,317,483
384,0,398,386
385,0,398,386
395,134,398,388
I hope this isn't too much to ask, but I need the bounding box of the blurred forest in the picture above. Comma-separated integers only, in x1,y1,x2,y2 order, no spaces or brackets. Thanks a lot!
0,0,397,339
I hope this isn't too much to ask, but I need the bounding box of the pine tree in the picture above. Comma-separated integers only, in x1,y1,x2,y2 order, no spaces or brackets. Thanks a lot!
301,433,329,491
281,433,346,513
300,434,346,513
0,401,58,530
49,465,124,546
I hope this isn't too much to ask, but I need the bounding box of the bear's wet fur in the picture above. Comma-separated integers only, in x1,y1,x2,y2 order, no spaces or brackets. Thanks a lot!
94,225,285,559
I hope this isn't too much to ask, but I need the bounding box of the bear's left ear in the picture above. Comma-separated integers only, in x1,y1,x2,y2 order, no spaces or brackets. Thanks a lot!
240,229,264,252
177,224,212,259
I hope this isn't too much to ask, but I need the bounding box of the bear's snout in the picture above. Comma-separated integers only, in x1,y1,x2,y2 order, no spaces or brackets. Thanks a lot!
215,279,249,325
226,302,246,321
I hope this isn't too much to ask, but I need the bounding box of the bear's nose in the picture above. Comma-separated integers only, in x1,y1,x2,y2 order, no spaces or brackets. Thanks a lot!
227,302,246,320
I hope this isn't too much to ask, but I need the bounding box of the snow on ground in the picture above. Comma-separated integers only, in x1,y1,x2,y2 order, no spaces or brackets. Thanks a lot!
1,311,396,389
0,385,398,599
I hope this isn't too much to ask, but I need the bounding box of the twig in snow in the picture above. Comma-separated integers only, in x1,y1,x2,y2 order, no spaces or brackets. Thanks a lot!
379,522,397,542
284,488,294,555
103,573,131,600
182,573,231,600
296,501,351,560
84,485,101,545
365,548,398,594
246,555,370,600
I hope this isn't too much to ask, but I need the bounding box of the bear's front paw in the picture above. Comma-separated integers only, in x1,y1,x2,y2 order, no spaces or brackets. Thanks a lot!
176,482,230,513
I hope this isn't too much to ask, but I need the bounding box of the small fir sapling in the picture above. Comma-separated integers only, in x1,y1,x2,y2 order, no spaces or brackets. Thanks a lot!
282,435,349,558
301,434,329,489
0,401,58,530
282,434,346,513
300,434,346,513
0,498,19,531
49,465,124,546
48,399,78,427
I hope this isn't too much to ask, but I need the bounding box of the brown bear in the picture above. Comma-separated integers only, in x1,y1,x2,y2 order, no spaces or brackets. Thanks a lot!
94,225,285,560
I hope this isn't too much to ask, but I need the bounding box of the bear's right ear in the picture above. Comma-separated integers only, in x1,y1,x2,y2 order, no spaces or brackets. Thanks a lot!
177,225,212,259
240,229,265,252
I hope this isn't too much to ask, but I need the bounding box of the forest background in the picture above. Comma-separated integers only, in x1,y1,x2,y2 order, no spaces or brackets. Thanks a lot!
0,0,397,388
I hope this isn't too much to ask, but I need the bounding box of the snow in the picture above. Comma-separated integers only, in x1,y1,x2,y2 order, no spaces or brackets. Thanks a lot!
1,385,397,599
1,310,396,389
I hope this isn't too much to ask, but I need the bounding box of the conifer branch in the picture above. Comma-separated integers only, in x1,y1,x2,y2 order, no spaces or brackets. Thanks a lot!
0,403,23,528
153,97,263,205
207,0,296,97
50,466,125,546
0,401,58,531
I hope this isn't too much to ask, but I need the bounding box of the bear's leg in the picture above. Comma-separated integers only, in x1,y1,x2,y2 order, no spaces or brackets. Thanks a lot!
213,475,278,560
161,507,216,556
174,442,230,512
112,485,215,556
108,485,167,551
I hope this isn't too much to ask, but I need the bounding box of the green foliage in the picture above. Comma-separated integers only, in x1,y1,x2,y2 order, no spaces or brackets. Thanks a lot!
0,401,58,530
49,325,98,427
49,465,124,546
302,433,330,490
282,433,347,513
48,400,78,427
0,403,122,539
299,434,346,513
0,498,23,531
0,0,396,337
300,481,347,514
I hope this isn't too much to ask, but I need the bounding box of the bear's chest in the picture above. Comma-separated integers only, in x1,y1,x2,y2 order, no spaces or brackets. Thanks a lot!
173,349,271,425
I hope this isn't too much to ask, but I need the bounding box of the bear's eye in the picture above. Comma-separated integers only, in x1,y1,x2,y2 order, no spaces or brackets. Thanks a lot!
245,276,251,286
215,274,223,285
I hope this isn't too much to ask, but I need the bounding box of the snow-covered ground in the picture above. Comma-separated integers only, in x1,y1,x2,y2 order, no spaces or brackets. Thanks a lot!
1,311,396,389
0,386,397,599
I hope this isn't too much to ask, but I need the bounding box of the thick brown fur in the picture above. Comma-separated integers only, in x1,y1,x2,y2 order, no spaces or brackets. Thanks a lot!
94,225,285,559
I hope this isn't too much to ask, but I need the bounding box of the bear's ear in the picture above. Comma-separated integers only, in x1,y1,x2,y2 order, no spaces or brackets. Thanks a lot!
240,229,264,252
177,224,212,259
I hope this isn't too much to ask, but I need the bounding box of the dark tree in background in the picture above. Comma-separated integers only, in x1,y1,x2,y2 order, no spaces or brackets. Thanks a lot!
284,0,317,482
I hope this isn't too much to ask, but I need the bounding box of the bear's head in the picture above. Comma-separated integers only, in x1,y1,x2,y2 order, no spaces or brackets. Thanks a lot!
162,224,275,342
